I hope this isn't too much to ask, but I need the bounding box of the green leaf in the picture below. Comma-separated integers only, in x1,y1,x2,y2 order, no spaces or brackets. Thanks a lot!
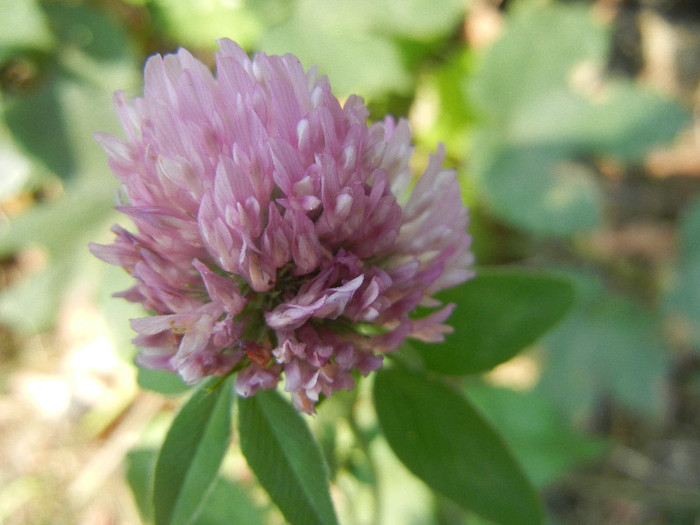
4,79,78,180
238,389,339,525
0,258,69,333
128,448,266,525
0,0,54,60
0,0,138,331
678,198,700,258
4,3,138,181
0,177,117,332
472,138,605,236
413,49,478,157
371,0,467,41
539,271,669,417
374,367,542,525
465,383,606,487
467,2,688,237
257,0,465,101
258,0,410,98
138,367,192,396
193,476,266,525
0,177,117,259
580,83,690,160
126,449,158,521
0,128,33,201
150,0,280,50
503,84,689,160
663,198,700,349
154,379,233,525
414,269,574,375
42,2,136,63
664,254,700,350
470,2,607,124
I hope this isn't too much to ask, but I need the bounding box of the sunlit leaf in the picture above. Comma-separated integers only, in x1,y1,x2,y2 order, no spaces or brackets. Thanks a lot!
469,2,607,125
372,0,467,41
238,389,339,525
414,269,574,375
0,1,139,331
150,0,279,50
374,367,542,525
0,178,116,260
258,0,410,98
0,0,54,60
412,49,478,157
154,379,233,525
4,2,138,181
467,2,688,236
0,129,34,201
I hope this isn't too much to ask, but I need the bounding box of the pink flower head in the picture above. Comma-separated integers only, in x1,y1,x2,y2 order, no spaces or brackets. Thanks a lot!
90,39,474,413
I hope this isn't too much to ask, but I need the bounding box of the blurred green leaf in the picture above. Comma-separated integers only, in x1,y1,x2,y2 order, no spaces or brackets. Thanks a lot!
0,177,118,332
665,258,700,350
154,379,233,525
664,198,700,349
414,269,574,375
0,1,139,332
192,476,266,525
0,257,70,332
471,137,605,236
0,0,54,61
2,1,137,182
0,128,34,200
258,0,411,98
238,389,339,525
374,367,542,525
369,0,467,41
678,199,700,258
128,448,265,525
138,367,192,396
42,2,134,62
470,2,607,125
467,2,689,236
4,3,138,181
126,448,158,521
465,383,606,487
413,49,478,157
371,432,437,525
4,79,78,179
150,0,280,50
539,271,669,417
502,83,690,161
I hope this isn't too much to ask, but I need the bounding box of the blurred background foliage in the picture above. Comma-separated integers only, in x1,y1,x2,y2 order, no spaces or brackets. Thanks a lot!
1,0,699,523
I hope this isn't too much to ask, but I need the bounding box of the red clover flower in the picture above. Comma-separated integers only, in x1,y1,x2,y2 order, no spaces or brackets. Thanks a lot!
90,39,473,413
